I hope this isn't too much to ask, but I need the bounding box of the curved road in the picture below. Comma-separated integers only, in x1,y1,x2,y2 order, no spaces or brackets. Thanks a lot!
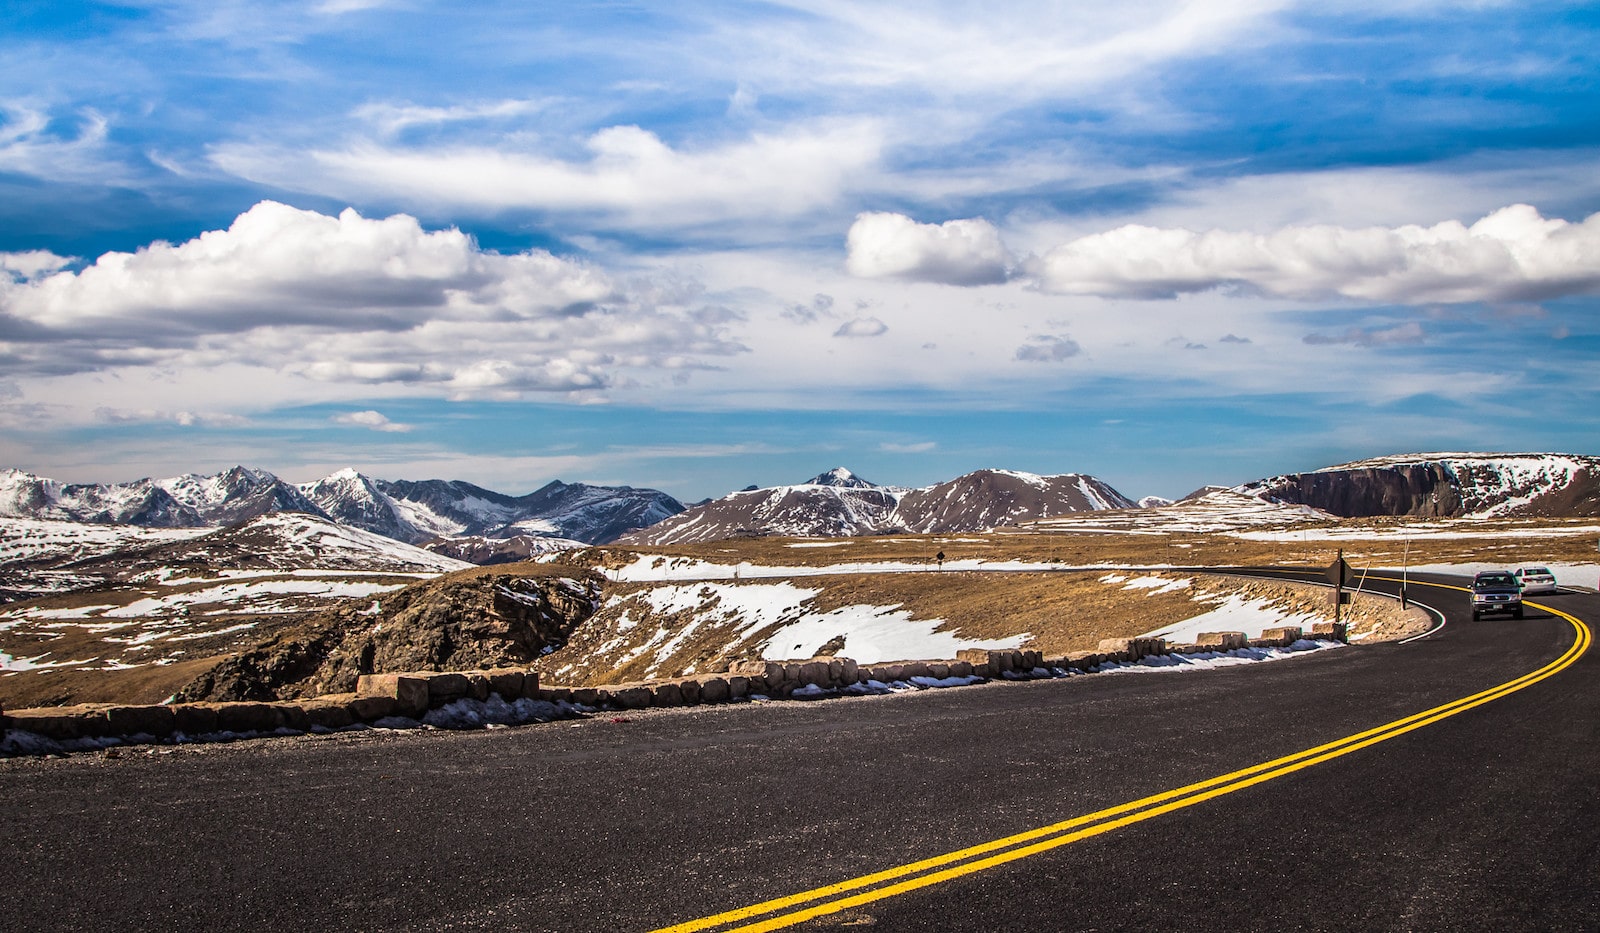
3,570,1596,932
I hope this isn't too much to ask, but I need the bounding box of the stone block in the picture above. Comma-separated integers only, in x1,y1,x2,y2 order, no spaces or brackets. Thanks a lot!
1310,622,1348,643
653,682,684,707
171,704,218,735
212,702,282,733
726,676,749,699
487,669,526,699
569,687,601,707
697,677,729,703
956,648,995,676
356,673,430,717
425,672,473,704
105,705,176,738
928,662,950,679
613,685,653,709
273,703,310,732
675,678,701,705
300,697,356,730
839,658,860,684
797,660,829,686
1259,626,1303,647
950,660,974,678
347,695,398,722
6,706,110,740
1196,631,1249,651
900,661,931,679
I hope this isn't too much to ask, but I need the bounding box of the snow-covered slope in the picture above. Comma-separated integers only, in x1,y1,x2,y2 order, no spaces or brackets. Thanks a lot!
1237,452,1600,518
618,467,1137,544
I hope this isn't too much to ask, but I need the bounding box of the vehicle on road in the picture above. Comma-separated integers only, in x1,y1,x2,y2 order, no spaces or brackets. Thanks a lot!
1470,570,1523,620
1513,566,1558,595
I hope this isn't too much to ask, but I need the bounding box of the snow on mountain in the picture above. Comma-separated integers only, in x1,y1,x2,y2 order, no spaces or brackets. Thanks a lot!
297,473,685,545
805,467,883,489
0,466,330,527
1138,496,1175,508
1237,452,1600,518
619,467,1137,545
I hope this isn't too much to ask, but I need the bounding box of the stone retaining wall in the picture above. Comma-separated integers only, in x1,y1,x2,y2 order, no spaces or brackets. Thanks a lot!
2,624,1346,750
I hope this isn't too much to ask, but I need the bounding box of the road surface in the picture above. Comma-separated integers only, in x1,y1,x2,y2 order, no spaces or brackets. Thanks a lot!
3,570,1595,932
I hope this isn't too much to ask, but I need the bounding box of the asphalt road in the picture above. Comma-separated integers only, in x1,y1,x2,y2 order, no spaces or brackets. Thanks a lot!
3,570,1596,932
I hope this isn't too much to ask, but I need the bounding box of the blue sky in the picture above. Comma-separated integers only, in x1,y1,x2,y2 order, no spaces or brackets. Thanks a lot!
2,1,1598,502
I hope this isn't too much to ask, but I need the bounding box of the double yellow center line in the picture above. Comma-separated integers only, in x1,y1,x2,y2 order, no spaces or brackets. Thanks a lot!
653,596,1590,933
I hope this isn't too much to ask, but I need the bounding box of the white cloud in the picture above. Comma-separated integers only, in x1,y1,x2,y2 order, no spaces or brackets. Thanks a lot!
845,212,1012,285
0,250,74,281
0,200,744,392
210,120,886,225
1027,204,1600,303
331,410,412,432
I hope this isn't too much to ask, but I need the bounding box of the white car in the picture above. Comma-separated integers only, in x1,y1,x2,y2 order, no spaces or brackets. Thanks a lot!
1513,567,1558,595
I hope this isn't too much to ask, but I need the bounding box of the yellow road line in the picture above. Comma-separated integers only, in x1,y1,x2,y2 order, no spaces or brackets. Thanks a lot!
652,588,1589,933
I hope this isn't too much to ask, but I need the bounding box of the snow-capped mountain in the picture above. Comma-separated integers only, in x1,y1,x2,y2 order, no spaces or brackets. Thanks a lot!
298,472,685,544
894,469,1136,533
0,466,683,552
617,467,1137,545
1236,452,1600,518
0,466,328,527
619,468,903,545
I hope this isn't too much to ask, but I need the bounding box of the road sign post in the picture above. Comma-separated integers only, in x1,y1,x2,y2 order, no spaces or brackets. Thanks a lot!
1326,551,1353,627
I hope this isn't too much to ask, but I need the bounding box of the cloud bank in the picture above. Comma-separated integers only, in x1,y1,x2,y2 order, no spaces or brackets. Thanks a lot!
0,201,743,393
850,205,1600,304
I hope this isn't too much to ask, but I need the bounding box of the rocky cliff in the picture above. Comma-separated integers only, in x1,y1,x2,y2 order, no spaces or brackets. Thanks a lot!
1238,453,1600,518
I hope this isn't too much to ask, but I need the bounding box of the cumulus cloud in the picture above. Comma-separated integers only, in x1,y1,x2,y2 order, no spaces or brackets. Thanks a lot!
1028,205,1600,303
1014,334,1082,362
845,212,1013,285
833,317,888,338
331,410,412,432
0,201,744,394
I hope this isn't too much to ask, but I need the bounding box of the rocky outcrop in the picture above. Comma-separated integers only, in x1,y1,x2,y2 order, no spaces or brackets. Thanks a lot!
175,566,603,702
1239,454,1600,518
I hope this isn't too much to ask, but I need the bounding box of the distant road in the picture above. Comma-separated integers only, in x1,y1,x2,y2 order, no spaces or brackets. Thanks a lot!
4,570,1596,932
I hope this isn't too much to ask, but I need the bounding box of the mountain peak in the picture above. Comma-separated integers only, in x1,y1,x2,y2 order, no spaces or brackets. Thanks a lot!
806,467,876,488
